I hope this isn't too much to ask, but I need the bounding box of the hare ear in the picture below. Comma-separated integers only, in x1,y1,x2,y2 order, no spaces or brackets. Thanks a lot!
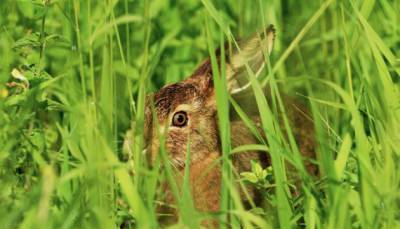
185,59,214,96
226,25,275,94
186,25,275,97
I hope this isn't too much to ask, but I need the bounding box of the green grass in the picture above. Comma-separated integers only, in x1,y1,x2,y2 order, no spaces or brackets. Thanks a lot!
0,0,399,228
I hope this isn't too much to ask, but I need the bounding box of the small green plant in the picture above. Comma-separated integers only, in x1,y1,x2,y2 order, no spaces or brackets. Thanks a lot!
240,161,274,190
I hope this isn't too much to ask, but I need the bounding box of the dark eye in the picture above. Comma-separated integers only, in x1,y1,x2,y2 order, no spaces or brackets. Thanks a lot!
172,111,188,127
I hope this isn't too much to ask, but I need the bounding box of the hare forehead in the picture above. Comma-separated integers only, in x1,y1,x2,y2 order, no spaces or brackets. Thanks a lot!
151,83,204,120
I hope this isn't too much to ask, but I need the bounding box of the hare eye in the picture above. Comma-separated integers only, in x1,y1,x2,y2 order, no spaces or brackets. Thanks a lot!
172,111,188,127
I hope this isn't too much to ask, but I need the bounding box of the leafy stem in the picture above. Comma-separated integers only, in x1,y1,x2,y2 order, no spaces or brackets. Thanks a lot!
39,1,50,67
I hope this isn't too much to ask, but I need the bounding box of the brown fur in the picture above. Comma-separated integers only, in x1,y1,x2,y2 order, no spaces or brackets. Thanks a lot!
124,26,316,226
140,67,316,225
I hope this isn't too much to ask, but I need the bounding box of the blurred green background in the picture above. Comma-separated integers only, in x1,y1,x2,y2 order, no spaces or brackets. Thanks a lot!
0,0,399,228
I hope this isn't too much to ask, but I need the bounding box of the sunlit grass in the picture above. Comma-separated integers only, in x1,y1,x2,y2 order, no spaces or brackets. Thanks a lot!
0,0,399,228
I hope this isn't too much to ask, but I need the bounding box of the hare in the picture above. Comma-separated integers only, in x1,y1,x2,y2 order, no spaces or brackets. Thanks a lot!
124,25,316,225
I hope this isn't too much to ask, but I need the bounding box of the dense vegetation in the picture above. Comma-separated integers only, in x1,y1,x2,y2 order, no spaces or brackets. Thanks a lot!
0,0,399,228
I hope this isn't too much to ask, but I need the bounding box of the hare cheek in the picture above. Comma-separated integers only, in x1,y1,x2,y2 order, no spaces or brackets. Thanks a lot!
166,129,188,159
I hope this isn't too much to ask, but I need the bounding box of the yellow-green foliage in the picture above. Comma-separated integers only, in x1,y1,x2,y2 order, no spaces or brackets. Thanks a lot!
0,0,399,228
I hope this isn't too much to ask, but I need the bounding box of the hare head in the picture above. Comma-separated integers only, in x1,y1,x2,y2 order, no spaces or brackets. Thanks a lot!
123,25,316,225
122,26,277,223
143,26,276,169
